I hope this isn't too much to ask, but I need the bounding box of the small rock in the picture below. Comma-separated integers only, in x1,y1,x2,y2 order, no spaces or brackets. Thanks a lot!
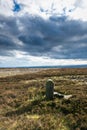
64,95,72,100
54,92,64,98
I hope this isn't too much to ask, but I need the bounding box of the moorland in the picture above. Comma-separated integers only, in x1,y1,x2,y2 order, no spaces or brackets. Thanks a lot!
0,68,87,130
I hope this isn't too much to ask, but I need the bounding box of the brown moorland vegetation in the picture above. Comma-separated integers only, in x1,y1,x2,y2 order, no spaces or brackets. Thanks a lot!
0,68,87,130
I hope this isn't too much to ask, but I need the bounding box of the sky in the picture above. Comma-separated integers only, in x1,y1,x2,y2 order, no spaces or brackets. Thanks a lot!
0,0,87,67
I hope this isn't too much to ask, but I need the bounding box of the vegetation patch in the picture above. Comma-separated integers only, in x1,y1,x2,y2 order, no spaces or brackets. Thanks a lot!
0,68,87,130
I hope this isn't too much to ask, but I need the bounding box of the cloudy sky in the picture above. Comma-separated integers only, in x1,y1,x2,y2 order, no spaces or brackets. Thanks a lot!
0,0,87,67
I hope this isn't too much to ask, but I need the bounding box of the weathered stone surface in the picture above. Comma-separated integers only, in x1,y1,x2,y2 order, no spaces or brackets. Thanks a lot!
46,79,72,100
54,91,72,99
46,79,54,100
64,95,72,99
54,92,64,98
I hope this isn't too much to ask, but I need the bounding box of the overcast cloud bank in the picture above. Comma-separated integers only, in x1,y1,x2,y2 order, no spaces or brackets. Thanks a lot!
0,0,87,67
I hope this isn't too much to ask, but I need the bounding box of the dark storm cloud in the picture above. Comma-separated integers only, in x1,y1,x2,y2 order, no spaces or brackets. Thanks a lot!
0,15,21,56
0,14,87,59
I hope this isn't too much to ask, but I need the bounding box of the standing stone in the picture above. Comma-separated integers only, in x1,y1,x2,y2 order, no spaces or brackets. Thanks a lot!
46,79,54,100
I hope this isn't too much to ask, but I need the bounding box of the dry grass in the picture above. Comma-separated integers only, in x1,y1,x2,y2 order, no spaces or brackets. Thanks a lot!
0,68,87,130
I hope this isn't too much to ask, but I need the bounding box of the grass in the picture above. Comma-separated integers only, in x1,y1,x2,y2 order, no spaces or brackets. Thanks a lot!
0,68,87,130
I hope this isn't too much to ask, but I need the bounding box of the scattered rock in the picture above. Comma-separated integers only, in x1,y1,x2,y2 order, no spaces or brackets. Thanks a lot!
64,95,72,100
54,92,72,99
54,92,64,98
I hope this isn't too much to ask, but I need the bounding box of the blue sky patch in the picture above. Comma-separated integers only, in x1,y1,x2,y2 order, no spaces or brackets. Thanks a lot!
13,0,21,12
